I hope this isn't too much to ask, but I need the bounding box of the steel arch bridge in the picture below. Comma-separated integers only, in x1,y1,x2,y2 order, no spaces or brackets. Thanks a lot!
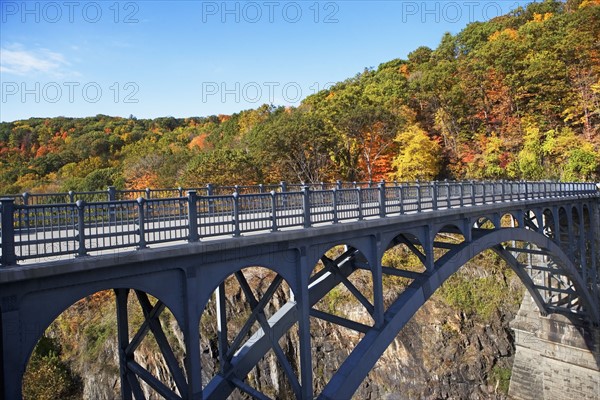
0,181,598,399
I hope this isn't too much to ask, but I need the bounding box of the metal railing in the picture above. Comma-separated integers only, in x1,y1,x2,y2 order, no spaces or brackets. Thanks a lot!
0,181,389,206
0,181,597,266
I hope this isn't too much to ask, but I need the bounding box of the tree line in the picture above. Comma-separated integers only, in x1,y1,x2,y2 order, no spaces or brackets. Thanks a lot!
1,0,598,195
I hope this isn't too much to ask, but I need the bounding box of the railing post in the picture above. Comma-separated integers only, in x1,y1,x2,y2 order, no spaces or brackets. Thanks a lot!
501,180,506,202
145,188,151,199
1,198,16,266
187,190,199,242
22,192,30,228
280,181,287,193
271,191,278,232
431,181,438,211
398,183,404,214
336,180,342,190
482,182,487,204
108,186,117,223
302,185,311,228
258,184,264,194
76,200,87,257
207,184,215,214
357,187,363,220
137,197,147,249
459,182,464,207
416,181,422,212
446,180,451,209
108,186,116,201
378,181,386,217
232,192,241,237
69,190,75,203
332,188,339,223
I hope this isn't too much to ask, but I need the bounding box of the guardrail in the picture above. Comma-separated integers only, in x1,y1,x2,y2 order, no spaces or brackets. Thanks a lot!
0,181,390,205
0,181,597,266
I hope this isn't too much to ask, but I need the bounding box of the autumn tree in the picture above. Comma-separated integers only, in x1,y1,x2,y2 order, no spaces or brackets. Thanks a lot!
389,124,441,181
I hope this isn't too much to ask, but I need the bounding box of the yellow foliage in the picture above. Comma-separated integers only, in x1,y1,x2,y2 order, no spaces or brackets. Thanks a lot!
533,12,553,22
388,124,441,181
489,28,519,42
580,0,600,8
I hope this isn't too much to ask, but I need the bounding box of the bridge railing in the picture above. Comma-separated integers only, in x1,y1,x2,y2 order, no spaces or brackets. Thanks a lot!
1,181,598,265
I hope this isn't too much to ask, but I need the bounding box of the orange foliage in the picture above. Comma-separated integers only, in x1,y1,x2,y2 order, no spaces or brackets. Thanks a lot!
35,145,49,158
188,133,208,150
128,173,158,190
399,64,410,78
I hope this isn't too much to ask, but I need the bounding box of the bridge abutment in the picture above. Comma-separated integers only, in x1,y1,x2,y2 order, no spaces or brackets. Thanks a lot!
509,294,600,400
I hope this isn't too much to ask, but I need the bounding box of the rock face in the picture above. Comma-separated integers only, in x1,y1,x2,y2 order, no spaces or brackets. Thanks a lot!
308,299,516,400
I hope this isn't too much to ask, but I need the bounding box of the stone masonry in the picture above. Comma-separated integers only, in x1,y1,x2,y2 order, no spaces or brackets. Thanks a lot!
509,294,600,400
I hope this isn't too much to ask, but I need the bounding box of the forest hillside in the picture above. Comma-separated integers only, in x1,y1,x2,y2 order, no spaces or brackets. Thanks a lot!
1,0,598,195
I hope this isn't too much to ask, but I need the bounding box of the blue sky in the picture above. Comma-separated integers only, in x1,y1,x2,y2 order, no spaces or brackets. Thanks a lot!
0,0,533,122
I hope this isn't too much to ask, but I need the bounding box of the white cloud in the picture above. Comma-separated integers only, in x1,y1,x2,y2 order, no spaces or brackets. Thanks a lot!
0,45,71,77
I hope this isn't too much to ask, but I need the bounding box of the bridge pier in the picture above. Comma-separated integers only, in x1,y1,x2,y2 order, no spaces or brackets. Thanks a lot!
509,294,600,400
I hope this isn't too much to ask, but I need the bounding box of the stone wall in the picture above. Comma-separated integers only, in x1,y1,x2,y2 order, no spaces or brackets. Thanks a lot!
508,295,600,400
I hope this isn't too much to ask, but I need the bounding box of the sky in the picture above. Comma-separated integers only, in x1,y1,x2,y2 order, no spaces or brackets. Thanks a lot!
0,0,535,122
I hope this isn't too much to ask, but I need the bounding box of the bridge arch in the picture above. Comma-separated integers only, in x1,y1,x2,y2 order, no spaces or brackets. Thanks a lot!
438,228,598,322
305,237,374,277
200,264,301,398
320,226,600,399
20,283,185,400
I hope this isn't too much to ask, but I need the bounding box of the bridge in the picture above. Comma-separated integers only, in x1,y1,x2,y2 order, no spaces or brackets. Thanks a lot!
1,181,599,399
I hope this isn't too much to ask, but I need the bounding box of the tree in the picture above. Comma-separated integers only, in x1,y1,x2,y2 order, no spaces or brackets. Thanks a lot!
388,124,441,181
181,149,262,186
248,108,335,183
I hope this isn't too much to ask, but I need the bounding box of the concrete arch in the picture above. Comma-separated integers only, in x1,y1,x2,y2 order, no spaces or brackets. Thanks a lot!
319,227,600,399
